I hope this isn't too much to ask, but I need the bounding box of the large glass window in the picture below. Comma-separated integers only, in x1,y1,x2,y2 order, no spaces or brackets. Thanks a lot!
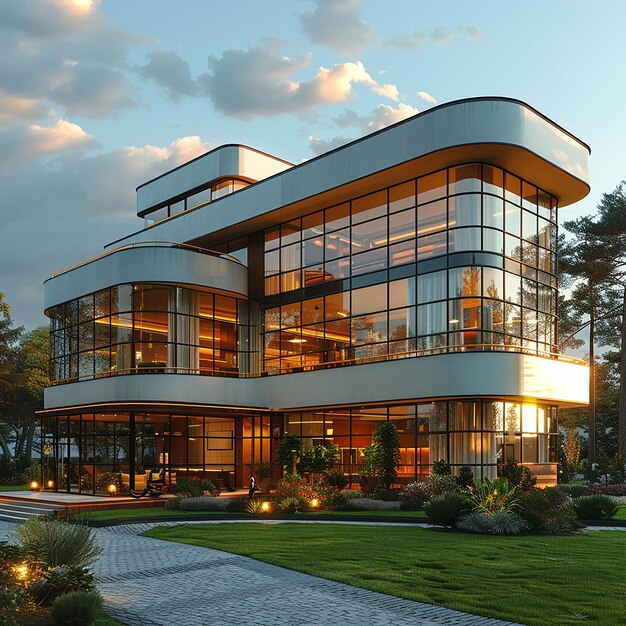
262,163,558,373
49,285,250,384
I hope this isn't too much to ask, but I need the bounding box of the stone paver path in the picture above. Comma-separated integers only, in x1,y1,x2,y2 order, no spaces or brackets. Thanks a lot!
92,521,522,626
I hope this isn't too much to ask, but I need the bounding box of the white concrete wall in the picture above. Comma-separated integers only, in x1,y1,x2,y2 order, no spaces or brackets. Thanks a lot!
44,245,248,309
44,351,589,411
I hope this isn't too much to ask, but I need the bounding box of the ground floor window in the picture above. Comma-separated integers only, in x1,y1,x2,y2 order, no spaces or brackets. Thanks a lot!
41,400,558,495
41,412,280,495
284,400,557,483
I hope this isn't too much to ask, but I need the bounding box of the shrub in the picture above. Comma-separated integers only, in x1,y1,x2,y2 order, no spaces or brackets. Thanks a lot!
425,474,457,497
456,466,474,490
29,566,96,606
424,492,469,528
14,518,102,569
432,459,451,476
398,482,430,510
276,497,301,514
0,455,31,486
298,444,339,476
51,590,102,626
276,473,318,509
315,485,345,509
255,463,274,480
468,478,520,515
519,487,578,533
0,586,30,626
172,479,219,498
178,497,228,512
572,495,619,520
225,498,247,513
244,498,269,515
558,484,589,499
340,489,363,500
339,498,401,512
457,511,527,535
164,497,182,510
587,483,626,497
500,457,536,491
321,470,349,490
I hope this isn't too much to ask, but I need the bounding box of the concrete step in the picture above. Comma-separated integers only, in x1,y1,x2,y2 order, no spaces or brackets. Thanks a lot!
0,500,64,523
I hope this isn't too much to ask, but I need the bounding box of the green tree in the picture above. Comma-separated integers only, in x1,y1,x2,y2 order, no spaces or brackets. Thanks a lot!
277,434,302,474
298,444,338,479
560,188,626,463
0,293,49,461
362,421,401,492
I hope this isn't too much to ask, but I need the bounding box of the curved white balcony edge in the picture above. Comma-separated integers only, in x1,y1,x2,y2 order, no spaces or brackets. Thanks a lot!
44,243,248,309
43,352,589,412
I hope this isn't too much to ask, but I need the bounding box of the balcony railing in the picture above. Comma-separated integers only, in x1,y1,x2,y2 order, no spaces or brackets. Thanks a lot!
45,240,243,282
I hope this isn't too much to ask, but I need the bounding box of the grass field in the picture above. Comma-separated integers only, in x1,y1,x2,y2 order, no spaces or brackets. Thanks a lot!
143,523,626,626
71,507,431,522
0,485,29,491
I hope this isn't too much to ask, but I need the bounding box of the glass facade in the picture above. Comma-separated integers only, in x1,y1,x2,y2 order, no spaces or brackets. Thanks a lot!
143,178,249,227
262,163,558,373
41,400,556,493
285,400,557,482
42,412,279,494
48,284,253,384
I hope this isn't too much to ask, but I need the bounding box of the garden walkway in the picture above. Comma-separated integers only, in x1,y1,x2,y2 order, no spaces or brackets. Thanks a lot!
91,520,522,626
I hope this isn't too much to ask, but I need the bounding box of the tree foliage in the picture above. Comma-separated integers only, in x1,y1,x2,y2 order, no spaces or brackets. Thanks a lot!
361,421,400,491
0,293,49,461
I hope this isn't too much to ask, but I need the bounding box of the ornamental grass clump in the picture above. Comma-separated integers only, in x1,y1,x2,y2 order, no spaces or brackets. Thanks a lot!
424,492,469,528
457,511,527,535
572,494,619,520
467,478,520,515
14,517,102,569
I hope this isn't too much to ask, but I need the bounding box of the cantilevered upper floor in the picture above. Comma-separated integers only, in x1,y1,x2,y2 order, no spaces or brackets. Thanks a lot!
109,97,590,252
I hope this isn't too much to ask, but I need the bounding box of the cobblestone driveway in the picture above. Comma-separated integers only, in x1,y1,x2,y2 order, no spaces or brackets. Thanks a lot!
93,521,522,626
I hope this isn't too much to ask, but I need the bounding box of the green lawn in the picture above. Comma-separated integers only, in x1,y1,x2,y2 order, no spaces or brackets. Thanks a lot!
0,485,29,491
143,523,626,626
613,505,626,520
72,507,428,522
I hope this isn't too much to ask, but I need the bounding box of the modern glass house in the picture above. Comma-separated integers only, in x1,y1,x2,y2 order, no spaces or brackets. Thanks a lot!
40,97,591,495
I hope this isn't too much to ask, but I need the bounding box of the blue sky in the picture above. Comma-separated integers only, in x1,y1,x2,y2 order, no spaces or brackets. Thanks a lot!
0,0,624,330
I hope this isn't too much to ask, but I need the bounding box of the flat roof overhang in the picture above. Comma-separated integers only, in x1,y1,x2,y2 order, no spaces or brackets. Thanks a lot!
106,97,590,251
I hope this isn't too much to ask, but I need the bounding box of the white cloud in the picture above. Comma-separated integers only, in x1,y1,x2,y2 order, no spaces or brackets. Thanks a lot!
300,0,375,55
0,90,50,122
308,134,353,155
0,0,141,118
308,102,419,156
0,133,211,329
334,103,419,132
0,119,97,169
382,25,481,51
198,41,398,118
417,91,437,104
135,50,199,101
